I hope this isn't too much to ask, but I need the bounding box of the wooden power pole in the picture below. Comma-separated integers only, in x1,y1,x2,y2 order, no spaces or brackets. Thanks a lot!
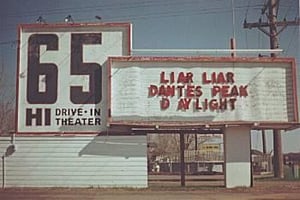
243,0,300,178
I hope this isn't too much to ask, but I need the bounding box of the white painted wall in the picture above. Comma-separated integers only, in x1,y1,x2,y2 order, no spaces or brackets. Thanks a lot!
0,135,147,188
224,126,251,188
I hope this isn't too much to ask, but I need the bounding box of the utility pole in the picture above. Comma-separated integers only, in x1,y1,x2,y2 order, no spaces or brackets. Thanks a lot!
243,0,300,179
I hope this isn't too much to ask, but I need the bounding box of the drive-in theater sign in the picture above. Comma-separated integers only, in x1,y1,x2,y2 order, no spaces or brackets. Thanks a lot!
109,56,298,128
17,23,130,133
108,56,298,188
15,22,298,188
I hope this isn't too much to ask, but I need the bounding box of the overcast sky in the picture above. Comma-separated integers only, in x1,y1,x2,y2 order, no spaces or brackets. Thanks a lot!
0,0,299,152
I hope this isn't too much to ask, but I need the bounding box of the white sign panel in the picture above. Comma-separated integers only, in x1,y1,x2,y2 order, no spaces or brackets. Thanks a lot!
17,23,131,133
109,57,298,126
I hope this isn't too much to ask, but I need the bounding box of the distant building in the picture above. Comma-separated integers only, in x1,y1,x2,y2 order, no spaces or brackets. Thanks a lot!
284,153,300,179
284,153,300,165
199,143,221,153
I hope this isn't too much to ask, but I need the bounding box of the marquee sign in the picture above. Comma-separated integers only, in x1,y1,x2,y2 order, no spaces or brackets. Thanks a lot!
17,23,131,133
109,57,298,129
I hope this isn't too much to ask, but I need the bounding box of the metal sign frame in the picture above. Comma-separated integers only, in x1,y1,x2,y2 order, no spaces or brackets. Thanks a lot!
108,56,299,130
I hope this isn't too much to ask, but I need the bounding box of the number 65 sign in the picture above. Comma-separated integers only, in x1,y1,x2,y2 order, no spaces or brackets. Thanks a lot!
17,23,131,133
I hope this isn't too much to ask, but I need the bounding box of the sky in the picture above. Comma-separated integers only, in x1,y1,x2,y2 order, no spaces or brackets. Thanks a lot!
0,0,299,153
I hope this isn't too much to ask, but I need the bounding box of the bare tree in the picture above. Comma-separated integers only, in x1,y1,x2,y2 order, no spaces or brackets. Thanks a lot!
0,63,15,135
148,133,213,158
169,134,210,152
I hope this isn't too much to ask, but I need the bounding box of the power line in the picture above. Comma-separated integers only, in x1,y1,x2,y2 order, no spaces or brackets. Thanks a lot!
0,4,263,33
244,0,251,20
283,0,294,18
8,5,261,22
0,40,18,45
1,0,262,18
0,0,216,17
284,25,299,55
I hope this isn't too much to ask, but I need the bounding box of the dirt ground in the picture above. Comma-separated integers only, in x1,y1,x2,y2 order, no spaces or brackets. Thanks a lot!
1,179,300,200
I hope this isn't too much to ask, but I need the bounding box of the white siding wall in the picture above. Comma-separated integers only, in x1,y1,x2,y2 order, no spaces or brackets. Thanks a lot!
0,135,147,188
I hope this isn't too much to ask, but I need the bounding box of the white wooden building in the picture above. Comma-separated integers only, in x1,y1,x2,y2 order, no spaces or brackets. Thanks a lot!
0,135,147,188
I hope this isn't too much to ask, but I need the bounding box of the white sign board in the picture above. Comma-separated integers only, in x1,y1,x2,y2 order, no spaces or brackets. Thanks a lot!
109,57,298,127
17,23,131,133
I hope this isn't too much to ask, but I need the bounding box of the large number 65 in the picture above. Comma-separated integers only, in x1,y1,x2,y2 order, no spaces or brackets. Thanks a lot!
27,33,102,104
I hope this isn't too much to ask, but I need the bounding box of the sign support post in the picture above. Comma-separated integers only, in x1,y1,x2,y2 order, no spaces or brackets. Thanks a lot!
224,126,251,188
180,133,186,187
